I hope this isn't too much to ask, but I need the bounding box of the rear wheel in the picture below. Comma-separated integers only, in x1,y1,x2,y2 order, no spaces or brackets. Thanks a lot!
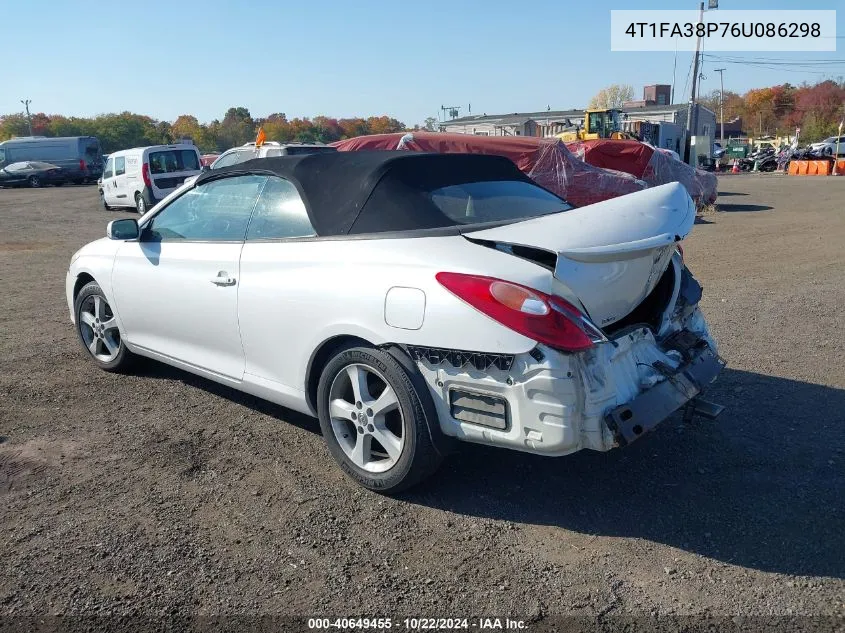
317,346,442,493
135,192,147,214
28,175,41,188
74,282,134,372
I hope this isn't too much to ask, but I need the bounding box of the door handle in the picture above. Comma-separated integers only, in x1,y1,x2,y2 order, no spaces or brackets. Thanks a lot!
211,272,236,286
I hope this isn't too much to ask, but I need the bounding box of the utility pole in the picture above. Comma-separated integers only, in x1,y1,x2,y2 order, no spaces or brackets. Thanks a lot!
440,105,462,121
20,99,33,136
683,2,705,164
671,39,678,104
714,68,726,147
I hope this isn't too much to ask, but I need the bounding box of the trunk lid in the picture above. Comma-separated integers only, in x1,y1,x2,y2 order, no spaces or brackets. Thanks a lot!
464,182,696,327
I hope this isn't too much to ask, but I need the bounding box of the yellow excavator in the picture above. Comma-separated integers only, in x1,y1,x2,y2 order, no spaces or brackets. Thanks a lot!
557,109,634,141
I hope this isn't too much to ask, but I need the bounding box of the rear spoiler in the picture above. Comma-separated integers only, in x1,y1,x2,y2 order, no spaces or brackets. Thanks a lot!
559,233,681,263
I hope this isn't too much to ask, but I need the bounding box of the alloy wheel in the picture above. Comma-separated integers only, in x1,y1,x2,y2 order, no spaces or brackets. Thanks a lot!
328,363,404,473
78,294,121,363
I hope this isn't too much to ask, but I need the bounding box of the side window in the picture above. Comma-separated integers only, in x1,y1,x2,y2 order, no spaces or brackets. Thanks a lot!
103,157,114,179
0,148,6,165
144,175,267,242
247,176,315,240
115,156,126,176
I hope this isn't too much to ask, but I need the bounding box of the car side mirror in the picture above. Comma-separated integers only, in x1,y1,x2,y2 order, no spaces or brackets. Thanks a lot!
107,218,139,240
201,165,211,173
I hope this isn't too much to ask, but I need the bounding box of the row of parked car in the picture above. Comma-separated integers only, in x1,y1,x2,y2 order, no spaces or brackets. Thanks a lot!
0,135,336,205
99,141,336,213
0,136,105,188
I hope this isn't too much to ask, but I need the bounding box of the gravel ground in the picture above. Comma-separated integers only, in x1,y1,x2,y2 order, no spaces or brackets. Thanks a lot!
0,176,843,631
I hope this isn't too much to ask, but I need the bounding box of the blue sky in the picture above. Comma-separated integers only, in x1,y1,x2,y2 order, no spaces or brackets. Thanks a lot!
1,0,841,126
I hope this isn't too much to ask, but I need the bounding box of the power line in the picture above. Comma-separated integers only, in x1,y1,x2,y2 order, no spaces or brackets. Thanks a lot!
681,52,695,106
702,54,845,67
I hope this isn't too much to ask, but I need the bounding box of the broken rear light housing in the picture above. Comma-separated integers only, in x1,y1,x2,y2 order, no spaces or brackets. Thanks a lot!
436,272,602,353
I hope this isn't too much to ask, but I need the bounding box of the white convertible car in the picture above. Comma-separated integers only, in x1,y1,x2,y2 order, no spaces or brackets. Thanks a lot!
66,152,724,492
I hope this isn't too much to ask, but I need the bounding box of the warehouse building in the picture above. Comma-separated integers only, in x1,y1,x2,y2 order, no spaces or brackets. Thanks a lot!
439,103,715,144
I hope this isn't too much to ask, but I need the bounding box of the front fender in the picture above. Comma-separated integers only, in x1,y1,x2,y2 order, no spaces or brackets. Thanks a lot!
66,239,121,324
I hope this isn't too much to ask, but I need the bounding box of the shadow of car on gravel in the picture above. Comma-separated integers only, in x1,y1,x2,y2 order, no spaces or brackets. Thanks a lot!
406,368,845,580
132,361,321,436
134,362,843,579
717,203,773,212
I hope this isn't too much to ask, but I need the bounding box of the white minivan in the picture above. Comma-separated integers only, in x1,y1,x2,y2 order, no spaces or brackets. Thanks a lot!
102,144,202,213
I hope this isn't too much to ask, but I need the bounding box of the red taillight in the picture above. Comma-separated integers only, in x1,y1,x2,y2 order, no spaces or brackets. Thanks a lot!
79,159,86,171
142,163,152,188
435,272,598,353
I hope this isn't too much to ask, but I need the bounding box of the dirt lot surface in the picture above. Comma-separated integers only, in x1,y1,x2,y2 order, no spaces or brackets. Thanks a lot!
1,177,843,630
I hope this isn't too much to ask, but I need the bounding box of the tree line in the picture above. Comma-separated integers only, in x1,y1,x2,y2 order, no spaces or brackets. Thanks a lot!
587,79,844,142
696,79,845,141
0,107,430,153
5,78,842,152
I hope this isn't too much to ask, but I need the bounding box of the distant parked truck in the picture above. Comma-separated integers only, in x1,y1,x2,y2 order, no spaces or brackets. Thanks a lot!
0,136,104,183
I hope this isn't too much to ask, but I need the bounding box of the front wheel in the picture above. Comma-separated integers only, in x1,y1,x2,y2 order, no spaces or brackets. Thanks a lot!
135,192,147,214
317,346,442,493
28,175,41,188
74,281,134,372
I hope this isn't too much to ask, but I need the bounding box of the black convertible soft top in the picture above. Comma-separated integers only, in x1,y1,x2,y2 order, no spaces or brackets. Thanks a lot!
194,150,543,237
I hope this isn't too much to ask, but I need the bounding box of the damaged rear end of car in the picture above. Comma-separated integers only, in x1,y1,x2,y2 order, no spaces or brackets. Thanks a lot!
415,182,724,456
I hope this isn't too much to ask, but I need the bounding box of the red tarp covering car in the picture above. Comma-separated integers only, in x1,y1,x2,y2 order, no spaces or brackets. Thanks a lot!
565,139,718,206
331,132,646,207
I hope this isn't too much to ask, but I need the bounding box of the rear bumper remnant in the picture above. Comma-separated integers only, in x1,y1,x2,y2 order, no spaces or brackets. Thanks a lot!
604,342,725,446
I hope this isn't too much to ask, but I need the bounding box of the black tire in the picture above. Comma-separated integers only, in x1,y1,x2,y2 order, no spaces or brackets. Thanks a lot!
101,193,112,211
28,175,41,188
317,345,442,493
135,192,147,214
73,281,134,372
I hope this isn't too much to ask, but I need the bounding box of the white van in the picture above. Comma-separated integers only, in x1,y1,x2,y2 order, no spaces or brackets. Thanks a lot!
102,144,201,213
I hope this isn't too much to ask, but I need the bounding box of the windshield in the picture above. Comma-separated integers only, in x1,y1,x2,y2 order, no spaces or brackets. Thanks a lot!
149,149,200,174
429,180,572,225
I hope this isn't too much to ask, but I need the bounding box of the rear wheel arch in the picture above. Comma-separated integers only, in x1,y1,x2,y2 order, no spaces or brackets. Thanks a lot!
306,335,373,415
306,335,456,459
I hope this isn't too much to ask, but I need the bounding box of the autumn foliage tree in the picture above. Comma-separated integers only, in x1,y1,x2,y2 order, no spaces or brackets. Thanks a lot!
0,107,411,153
588,84,635,109
697,79,844,140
